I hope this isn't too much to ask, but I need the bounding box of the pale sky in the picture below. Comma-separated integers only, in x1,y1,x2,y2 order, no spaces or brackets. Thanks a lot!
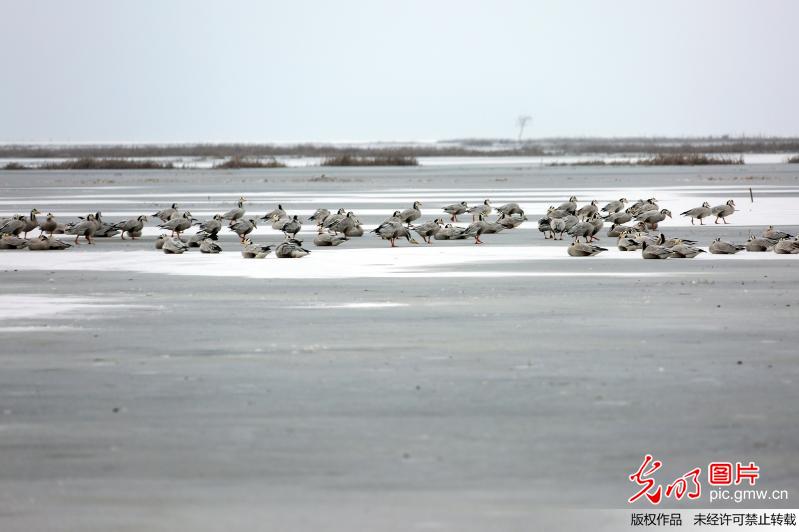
1,0,797,142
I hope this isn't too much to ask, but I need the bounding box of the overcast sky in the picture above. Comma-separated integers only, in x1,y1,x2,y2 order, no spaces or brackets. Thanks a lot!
1,0,797,142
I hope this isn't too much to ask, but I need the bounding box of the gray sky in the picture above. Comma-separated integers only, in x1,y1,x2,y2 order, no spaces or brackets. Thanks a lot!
1,0,797,142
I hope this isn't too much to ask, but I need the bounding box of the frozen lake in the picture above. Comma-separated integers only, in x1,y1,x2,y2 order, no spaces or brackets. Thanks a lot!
1,163,798,531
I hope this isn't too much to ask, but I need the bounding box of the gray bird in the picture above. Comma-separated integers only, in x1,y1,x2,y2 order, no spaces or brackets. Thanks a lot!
607,224,633,238
0,234,29,249
636,209,672,228
680,202,712,225
711,200,735,224
601,198,627,214
567,219,594,243
548,217,565,239
261,204,287,221
669,241,705,258
112,215,148,240
463,214,501,244
568,242,607,257
328,212,359,235
556,196,577,215
162,236,189,254
709,238,744,254
241,238,272,258
399,201,423,225
745,233,775,252
576,200,599,220
38,213,59,236
277,215,302,238
27,235,71,251
228,218,258,241
604,209,634,225
762,226,793,241
222,197,246,221
275,238,311,258
372,221,418,247
153,203,178,222
154,234,169,250
20,208,41,238
773,238,799,255
497,213,527,229
343,224,364,237
443,201,469,222
546,206,569,219
412,218,444,244
495,202,525,216
188,231,215,247
313,230,349,247
434,224,470,240
199,238,222,254
617,231,643,251
0,215,26,236
65,213,99,244
198,214,224,237
467,199,492,220
309,208,331,232
158,212,195,237
322,208,348,229
92,212,120,238
641,240,674,259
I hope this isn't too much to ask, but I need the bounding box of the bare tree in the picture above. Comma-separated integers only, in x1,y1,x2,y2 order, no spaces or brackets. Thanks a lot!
516,115,532,143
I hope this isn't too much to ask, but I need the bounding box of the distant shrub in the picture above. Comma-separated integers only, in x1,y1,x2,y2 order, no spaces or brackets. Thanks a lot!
213,156,286,169
3,162,26,170
322,155,419,166
39,158,175,170
638,153,744,166
787,155,799,164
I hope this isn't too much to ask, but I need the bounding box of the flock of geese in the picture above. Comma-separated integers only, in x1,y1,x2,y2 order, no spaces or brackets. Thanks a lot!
1,196,798,259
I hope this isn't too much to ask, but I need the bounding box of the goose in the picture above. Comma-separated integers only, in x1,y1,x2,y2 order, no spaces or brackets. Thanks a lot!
199,238,222,254
641,241,674,259
434,224,470,240
495,202,525,216
463,214,501,244
745,233,774,252
198,214,223,237
27,235,71,251
381,210,403,224
38,213,59,236
275,238,311,258
773,238,799,255
480,217,506,235
276,215,302,238
309,208,331,232
680,202,712,225
607,224,632,238
635,209,672,228
313,230,349,247
241,238,272,258
20,208,41,238
261,204,287,221
711,200,735,224
617,231,643,251
588,214,604,241
66,213,99,244
443,201,469,222
154,234,169,250
604,209,634,225
412,218,444,244
188,231,215,247
158,211,195,237
372,221,417,247
222,197,246,221
153,203,178,222
546,206,569,219
328,212,359,235
467,199,492,220
669,241,705,258
663,236,697,248
709,238,744,254
0,234,29,249
568,242,607,257
0,215,26,236
497,213,527,229
92,212,120,238
548,217,566,240
576,200,599,220
567,219,593,243
322,208,348,229
556,196,577,215
538,217,552,239
112,215,148,240
268,213,288,230
399,201,422,225
228,218,257,241
629,198,658,216
562,214,579,233
601,198,627,214
762,226,793,241
162,236,189,254
343,223,364,237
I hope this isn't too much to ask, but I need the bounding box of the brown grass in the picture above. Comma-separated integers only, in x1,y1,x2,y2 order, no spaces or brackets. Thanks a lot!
787,155,799,163
637,153,744,166
213,156,286,169
321,155,418,166
39,158,175,170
